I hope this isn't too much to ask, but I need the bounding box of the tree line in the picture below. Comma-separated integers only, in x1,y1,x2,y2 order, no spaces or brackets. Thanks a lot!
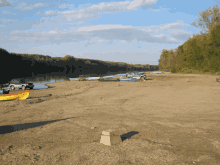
158,5,220,74
0,48,159,85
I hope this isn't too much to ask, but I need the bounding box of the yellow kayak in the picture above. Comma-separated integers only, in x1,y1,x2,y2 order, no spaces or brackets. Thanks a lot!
0,90,30,101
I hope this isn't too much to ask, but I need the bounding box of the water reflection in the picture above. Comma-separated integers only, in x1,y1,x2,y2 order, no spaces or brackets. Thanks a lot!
29,79,68,90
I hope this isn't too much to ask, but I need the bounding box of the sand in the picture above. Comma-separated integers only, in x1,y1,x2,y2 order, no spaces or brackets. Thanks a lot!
0,72,220,164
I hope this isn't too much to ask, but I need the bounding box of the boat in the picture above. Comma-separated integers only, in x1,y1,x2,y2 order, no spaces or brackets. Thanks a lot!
0,90,30,101
115,74,127,77
85,77,100,81
150,71,163,74
120,78,137,82
70,78,79,81
133,76,141,79
99,78,120,81
102,76,115,79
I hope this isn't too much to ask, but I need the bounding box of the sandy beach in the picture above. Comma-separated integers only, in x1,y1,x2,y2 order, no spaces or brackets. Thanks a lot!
0,72,220,164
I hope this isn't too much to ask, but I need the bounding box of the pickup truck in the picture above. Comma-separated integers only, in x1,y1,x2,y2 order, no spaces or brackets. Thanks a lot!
9,78,34,90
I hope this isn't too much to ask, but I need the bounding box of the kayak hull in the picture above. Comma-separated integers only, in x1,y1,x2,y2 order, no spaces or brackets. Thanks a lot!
0,90,30,101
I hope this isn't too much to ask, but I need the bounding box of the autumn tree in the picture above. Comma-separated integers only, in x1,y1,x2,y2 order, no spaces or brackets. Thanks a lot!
191,5,220,33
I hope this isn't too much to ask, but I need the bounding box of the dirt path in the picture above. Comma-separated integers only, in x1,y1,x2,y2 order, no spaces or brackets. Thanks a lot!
0,72,220,164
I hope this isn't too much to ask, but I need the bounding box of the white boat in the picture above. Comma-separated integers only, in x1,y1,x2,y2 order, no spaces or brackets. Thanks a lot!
133,76,141,79
120,78,137,82
70,78,79,81
150,71,163,74
85,77,100,80
115,74,127,77
102,76,115,79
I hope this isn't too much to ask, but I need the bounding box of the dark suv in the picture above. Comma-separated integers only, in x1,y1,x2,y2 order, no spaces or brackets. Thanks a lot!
9,78,34,90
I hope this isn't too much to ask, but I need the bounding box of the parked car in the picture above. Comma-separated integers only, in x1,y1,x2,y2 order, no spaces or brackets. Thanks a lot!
2,87,10,94
9,78,34,90
0,84,10,94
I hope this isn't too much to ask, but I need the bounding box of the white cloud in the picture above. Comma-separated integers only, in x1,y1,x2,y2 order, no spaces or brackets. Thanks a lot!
60,22,84,26
153,34,165,38
169,37,177,42
15,2,49,11
7,0,18,3
2,10,17,15
44,10,58,16
43,0,157,22
15,2,31,10
128,0,157,10
36,11,41,15
6,24,185,45
58,2,74,9
1,18,18,23
48,30,58,34
169,29,191,40
31,16,84,30
127,0,142,10
0,24,6,28
0,0,13,7
34,3,47,8
160,22,188,30
77,25,133,32
98,39,107,42
148,7,166,12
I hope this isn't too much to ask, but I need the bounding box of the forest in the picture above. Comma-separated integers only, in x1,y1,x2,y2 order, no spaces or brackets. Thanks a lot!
0,47,158,85
158,5,220,75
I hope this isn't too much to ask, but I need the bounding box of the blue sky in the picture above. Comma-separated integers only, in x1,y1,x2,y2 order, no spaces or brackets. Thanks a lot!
0,0,219,65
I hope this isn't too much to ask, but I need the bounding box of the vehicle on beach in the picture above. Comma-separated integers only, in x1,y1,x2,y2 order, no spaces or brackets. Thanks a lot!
126,72,146,80
2,87,10,94
9,78,34,90
0,86,10,94
0,83,11,94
